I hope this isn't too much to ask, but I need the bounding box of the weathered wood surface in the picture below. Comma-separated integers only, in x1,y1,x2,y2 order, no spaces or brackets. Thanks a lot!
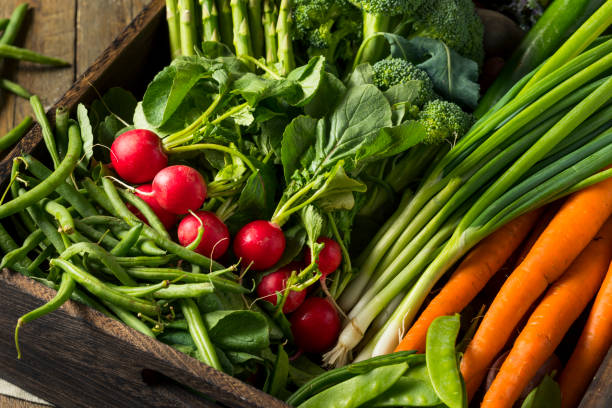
579,347,612,408
0,0,150,136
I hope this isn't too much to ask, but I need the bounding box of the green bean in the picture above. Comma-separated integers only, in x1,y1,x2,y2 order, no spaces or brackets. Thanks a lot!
0,44,70,66
166,319,189,330
126,267,247,293
111,280,170,297
33,276,113,318
425,314,464,408
0,220,38,275
80,215,129,229
0,18,9,32
55,106,69,160
15,273,75,358
29,95,61,168
0,123,81,220
0,78,31,99
298,363,409,408
24,155,97,217
0,3,27,45
180,298,222,370
74,219,120,249
50,258,159,316
0,116,32,151
23,196,65,253
82,179,117,215
60,242,136,286
111,223,143,257
102,301,156,338
43,200,76,234
119,189,171,240
152,282,215,298
138,239,167,256
10,158,36,232
368,362,442,407
185,224,204,251
101,175,224,270
26,245,53,274
0,230,44,269
116,255,177,267
287,351,420,407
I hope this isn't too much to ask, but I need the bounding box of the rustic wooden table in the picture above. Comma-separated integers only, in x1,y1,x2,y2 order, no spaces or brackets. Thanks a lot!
0,2,150,405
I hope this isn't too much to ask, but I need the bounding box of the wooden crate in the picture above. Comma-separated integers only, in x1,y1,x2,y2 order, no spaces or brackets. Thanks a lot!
0,1,609,406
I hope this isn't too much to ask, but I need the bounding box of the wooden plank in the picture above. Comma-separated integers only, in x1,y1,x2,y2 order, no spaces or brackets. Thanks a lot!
0,0,75,136
0,395,48,408
579,346,612,408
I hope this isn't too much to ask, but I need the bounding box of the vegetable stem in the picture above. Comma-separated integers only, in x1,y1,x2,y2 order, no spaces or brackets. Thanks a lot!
166,0,182,58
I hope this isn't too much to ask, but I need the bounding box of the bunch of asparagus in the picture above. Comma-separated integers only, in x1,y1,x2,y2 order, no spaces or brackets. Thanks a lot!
166,0,294,74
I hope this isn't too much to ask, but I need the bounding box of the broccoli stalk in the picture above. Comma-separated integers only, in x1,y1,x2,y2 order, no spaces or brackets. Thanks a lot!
200,0,220,42
230,0,254,59
277,0,295,75
263,0,278,65
248,0,265,58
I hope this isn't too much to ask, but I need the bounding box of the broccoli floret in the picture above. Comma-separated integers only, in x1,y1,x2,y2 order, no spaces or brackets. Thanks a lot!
417,99,473,144
372,58,434,106
292,0,362,63
356,0,422,15
409,0,485,66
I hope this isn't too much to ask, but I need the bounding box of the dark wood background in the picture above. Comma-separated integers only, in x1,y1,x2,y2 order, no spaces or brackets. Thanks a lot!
0,0,150,136
0,2,150,406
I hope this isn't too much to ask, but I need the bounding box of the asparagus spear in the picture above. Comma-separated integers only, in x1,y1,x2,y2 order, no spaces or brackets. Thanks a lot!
248,0,264,58
216,0,234,49
230,0,254,59
263,0,278,64
178,0,198,56
165,0,182,58
200,0,220,42
276,0,295,75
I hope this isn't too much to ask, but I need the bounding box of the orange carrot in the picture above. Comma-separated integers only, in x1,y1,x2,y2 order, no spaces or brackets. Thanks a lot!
481,217,612,408
512,202,560,267
394,209,542,354
558,260,612,408
460,176,612,400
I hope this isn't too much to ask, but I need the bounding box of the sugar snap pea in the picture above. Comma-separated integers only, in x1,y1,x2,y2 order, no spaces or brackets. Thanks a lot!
50,258,159,316
60,242,136,286
111,223,143,257
368,362,442,407
180,298,222,371
287,351,419,407
0,123,81,220
24,155,97,217
298,363,409,408
0,229,44,269
426,314,465,408
15,273,75,358
126,267,246,293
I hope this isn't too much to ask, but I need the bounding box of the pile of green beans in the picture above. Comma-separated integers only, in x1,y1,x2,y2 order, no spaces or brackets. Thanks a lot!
0,104,246,371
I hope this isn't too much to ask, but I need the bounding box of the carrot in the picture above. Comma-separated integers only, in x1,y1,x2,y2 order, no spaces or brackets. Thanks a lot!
558,260,612,408
512,202,560,268
394,209,542,354
460,176,612,400
481,217,612,408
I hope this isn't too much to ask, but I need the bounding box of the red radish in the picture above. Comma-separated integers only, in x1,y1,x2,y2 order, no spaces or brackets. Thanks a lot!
256,263,305,313
152,165,207,215
110,129,167,183
233,220,285,270
306,237,342,277
290,298,340,353
127,184,179,230
177,211,230,260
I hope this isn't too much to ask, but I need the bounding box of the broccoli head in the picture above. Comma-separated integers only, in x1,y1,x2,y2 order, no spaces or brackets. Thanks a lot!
410,0,485,66
292,0,362,63
417,99,473,144
355,0,425,16
372,58,434,106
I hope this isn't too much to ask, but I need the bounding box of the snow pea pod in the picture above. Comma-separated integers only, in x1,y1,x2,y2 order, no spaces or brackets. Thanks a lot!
369,362,442,407
0,123,81,220
426,314,465,408
298,362,409,408
287,351,419,407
